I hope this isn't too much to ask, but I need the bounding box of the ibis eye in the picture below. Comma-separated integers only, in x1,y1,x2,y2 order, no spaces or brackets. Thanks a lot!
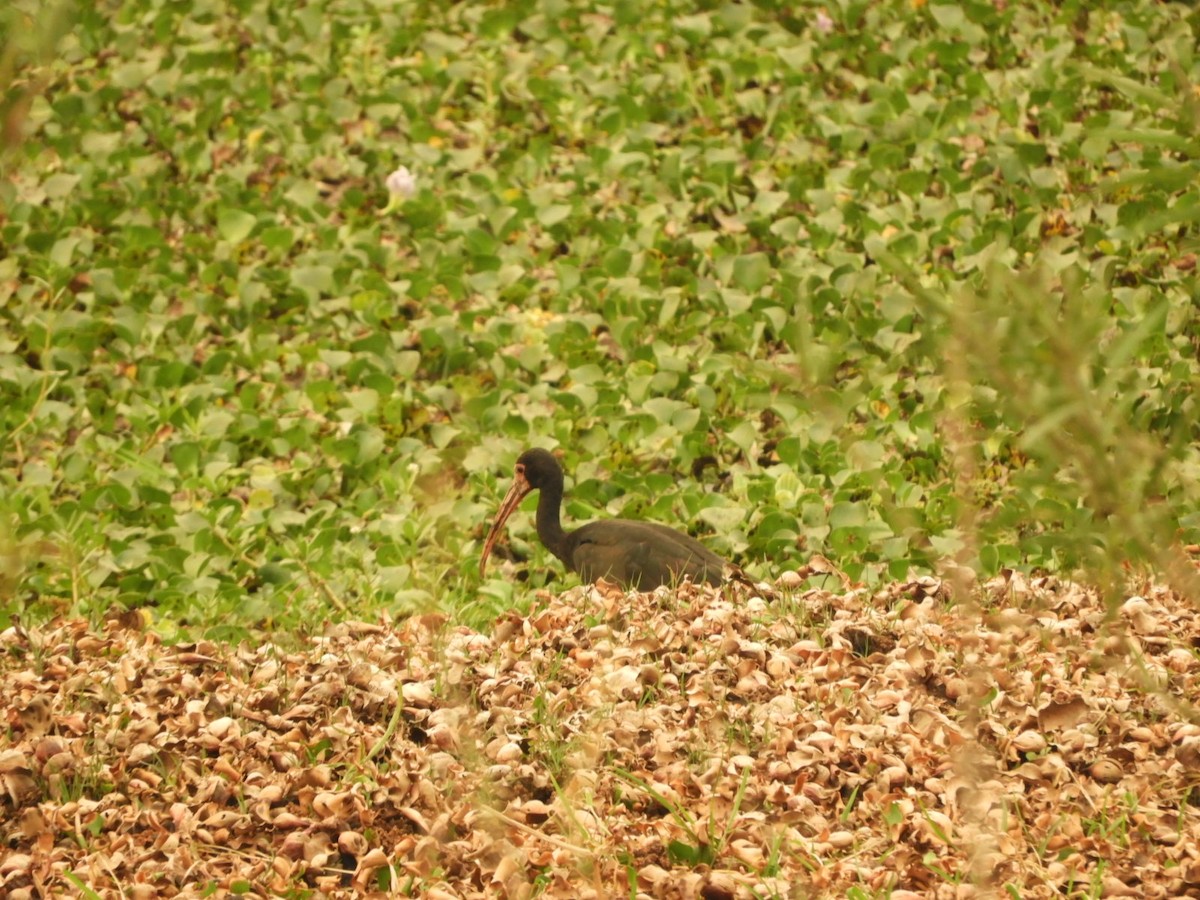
515,464,525,476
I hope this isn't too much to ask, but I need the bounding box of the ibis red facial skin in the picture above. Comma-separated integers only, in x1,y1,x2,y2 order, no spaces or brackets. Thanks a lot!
479,449,725,590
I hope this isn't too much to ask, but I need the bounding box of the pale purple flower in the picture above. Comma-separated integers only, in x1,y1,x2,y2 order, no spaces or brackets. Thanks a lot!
814,10,834,34
385,166,417,199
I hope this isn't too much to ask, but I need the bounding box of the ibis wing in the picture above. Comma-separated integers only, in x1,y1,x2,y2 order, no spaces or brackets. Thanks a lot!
571,520,724,590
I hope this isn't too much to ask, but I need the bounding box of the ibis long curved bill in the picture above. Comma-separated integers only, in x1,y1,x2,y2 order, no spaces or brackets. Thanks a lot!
479,466,533,578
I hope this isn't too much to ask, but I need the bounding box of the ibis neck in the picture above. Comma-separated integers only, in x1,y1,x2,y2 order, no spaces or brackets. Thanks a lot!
535,480,573,563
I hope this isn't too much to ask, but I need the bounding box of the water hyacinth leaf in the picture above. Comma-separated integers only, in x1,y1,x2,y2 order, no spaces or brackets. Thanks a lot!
731,253,773,292
291,266,334,299
217,209,258,244
537,204,572,227
698,505,746,531
41,172,81,199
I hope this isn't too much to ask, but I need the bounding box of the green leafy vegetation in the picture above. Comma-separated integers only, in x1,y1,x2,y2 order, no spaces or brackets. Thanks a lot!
2,0,1198,635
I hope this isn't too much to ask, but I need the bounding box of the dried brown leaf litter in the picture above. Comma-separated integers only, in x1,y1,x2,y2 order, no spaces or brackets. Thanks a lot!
4,571,1200,898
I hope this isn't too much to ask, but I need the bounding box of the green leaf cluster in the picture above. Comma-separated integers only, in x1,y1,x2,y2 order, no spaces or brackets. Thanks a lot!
2,0,1198,632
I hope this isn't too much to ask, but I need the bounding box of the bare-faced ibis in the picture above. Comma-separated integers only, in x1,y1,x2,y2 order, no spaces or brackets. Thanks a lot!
479,448,726,590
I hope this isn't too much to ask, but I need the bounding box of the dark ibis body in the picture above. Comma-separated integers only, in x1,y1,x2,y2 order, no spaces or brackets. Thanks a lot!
479,448,726,591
